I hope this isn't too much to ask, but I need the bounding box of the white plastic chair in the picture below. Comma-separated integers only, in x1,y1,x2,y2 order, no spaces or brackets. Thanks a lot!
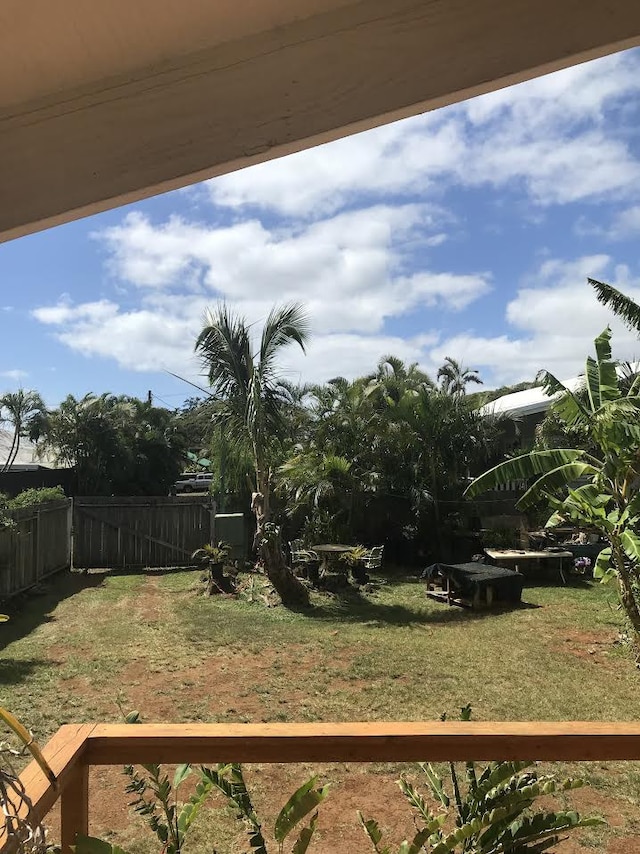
361,545,384,570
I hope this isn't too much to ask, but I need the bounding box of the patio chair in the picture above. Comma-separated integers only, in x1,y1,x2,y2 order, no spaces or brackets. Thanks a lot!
289,539,320,583
361,545,384,570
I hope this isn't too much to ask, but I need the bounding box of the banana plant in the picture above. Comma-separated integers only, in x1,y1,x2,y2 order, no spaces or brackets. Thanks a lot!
465,327,640,642
360,706,604,853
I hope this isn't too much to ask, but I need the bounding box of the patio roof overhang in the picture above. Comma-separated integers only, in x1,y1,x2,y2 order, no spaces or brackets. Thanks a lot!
2,0,640,243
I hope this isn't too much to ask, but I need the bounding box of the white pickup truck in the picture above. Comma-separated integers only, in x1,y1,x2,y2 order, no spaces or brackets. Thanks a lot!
171,472,213,494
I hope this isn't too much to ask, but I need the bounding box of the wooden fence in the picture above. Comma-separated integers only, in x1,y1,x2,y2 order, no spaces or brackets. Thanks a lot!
0,499,72,598
73,496,215,569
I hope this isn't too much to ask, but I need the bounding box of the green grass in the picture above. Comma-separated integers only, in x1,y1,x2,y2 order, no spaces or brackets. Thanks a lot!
1,568,639,851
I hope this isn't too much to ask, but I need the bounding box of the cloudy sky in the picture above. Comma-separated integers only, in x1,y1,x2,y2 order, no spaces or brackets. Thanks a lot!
2,47,640,407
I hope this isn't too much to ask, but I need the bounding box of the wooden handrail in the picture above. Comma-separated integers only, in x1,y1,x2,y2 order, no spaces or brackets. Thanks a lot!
7,721,640,854
84,721,640,764
0,724,94,851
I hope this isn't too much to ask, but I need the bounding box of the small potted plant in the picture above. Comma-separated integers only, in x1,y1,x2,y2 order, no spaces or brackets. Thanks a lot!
340,545,368,585
191,541,234,595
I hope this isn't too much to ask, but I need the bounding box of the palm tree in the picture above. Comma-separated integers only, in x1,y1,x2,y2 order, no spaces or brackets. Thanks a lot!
370,356,433,405
437,357,483,396
589,278,640,333
195,302,310,607
0,390,44,472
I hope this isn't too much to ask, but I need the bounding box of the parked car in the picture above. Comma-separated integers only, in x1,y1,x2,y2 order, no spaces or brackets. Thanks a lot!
171,472,213,494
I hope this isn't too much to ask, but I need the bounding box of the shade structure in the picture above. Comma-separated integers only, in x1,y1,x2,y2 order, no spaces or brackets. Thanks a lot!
2,0,640,242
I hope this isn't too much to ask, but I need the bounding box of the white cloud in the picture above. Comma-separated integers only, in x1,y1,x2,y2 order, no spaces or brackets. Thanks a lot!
32,208,489,381
429,255,640,385
205,50,640,217
0,370,29,382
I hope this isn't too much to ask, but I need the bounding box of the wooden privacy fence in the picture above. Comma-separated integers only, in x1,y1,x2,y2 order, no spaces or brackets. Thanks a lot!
73,496,215,569
0,499,71,598
8,721,640,854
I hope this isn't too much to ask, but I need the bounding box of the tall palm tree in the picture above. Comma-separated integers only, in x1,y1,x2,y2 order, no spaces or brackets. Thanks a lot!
437,357,483,396
196,302,310,607
0,389,44,472
369,356,433,406
590,278,640,333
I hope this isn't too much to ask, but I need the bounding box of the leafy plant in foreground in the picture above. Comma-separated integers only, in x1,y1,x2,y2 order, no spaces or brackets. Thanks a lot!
359,705,604,854
75,758,328,854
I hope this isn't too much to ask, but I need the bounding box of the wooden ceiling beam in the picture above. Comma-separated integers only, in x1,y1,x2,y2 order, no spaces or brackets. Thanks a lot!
2,0,640,241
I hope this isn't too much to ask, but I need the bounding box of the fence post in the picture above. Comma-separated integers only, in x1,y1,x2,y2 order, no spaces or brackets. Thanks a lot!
61,762,89,853
68,497,74,571
35,506,42,582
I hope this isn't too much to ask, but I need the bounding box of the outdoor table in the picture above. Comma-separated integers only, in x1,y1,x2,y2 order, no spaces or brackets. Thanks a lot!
424,562,524,609
484,548,573,584
312,543,353,576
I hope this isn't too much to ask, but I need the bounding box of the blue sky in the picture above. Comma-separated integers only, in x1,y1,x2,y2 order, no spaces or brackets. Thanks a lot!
3,47,640,407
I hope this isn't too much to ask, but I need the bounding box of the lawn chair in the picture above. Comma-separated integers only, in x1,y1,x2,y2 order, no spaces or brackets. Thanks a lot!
361,545,384,571
288,539,319,581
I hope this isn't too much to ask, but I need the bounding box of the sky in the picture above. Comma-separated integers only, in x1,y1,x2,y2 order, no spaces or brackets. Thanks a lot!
3,47,640,409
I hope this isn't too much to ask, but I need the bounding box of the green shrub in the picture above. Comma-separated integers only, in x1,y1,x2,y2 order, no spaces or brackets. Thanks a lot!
9,486,66,509
360,705,604,854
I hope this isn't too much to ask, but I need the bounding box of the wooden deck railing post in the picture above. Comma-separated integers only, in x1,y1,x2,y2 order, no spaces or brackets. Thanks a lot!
60,763,88,854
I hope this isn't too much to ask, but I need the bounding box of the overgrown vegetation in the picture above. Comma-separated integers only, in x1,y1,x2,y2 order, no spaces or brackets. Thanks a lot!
186,325,505,580
30,393,187,495
467,327,640,647
360,706,603,854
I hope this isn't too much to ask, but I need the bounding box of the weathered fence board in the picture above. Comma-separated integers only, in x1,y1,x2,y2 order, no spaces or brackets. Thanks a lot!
73,496,215,568
0,499,72,598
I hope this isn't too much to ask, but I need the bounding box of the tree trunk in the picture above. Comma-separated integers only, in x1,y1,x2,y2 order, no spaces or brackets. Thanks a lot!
251,463,310,608
613,542,640,647
260,532,310,608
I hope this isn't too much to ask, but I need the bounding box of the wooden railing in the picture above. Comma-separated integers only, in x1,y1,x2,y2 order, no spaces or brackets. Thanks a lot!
8,722,640,853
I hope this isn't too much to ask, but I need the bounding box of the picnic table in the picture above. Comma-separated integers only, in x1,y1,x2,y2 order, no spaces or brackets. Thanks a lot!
312,543,353,576
424,562,524,609
484,548,573,583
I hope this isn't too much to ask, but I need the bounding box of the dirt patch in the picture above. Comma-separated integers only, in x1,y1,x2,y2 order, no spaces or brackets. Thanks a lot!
133,575,164,624
551,629,618,667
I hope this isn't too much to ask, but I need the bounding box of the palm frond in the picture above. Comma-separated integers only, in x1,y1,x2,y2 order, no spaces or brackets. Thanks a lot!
589,277,640,333
196,304,252,401
260,303,310,382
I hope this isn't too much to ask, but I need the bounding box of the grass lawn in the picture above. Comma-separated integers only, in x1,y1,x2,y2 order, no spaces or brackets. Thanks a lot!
2,568,640,853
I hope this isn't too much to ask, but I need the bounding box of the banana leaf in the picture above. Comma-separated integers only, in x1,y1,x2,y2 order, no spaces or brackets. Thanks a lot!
465,450,585,498
539,372,588,424
516,462,599,511
593,327,620,404
622,530,640,564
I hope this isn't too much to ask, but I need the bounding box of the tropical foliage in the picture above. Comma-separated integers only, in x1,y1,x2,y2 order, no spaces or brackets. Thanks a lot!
589,277,640,333
437,357,483,396
76,759,329,854
0,390,44,472
195,302,311,606
360,706,603,854
186,337,498,569
466,327,640,643
31,393,187,495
